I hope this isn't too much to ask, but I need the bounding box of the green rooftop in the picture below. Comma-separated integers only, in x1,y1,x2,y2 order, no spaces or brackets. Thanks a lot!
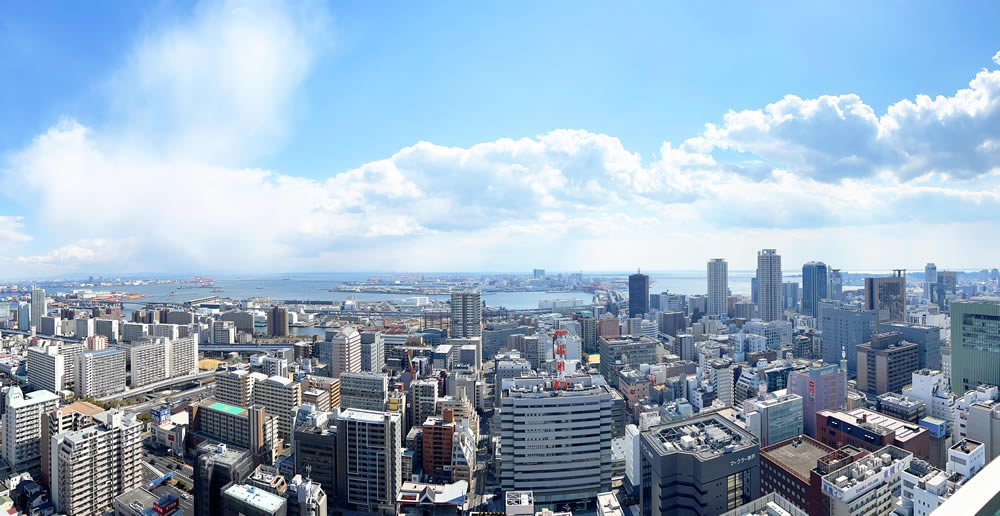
209,402,247,416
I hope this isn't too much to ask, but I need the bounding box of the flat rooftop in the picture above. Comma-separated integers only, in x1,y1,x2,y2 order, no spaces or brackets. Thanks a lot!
845,408,925,442
206,401,247,416
646,413,756,460
762,436,834,481
224,484,285,512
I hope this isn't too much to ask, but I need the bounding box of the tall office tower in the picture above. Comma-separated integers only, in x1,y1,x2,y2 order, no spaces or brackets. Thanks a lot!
580,317,598,353
787,364,846,437
195,442,254,516
411,379,438,429
598,335,657,388
820,446,912,516
253,376,302,441
336,409,402,514
339,372,388,411
821,308,877,375
951,299,1000,395
27,346,65,393
628,271,650,318
801,261,828,317
707,259,728,317
40,401,103,490
829,268,844,301
880,322,942,370
782,282,799,311
450,290,482,338
50,410,143,516
293,414,338,508
656,311,685,337
328,327,361,378
756,249,782,321
865,270,907,325
30,286,46,330
856,333,919,396
17,301,31,331
751,276,759,305
2,387,59,476
267,306,289,337
640,413,759,515
75,349,126,398
222,484,287,516
533,268,545,279
743,393,804,447
499,375,612,503
934,271,957,311
216,369,257,407
925,263,938,301
360,330,385,373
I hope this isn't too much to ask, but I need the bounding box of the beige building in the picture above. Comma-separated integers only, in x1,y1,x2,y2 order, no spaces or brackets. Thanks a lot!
254,375,302,441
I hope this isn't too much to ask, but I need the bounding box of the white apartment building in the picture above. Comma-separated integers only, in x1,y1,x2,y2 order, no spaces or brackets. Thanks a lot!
756,249,783,322
50,410,143,515
168,335,199,377
27,346,65,394
216,369,256,407
339,372,388,412
253,375,301,441
411,379,438,429
329,327,361,378
125,339,168,387
336,408,402,514
450,290,482,338
75,349,127,398
499,374,613,503
744,319,793,350
2,387,59,475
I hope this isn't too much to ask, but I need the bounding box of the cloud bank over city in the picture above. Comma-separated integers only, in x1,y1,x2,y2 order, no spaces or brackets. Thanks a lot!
3,0,1000,277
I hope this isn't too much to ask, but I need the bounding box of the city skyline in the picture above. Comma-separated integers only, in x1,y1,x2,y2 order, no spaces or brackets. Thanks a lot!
3,2,1000,276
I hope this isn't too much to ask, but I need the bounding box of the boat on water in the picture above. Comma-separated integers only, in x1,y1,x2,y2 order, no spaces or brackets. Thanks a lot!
256,284,263,289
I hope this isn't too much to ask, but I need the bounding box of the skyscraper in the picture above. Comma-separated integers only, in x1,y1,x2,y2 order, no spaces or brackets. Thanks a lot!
801,261,828,317
924,263,938,302
30,286,46,330
864,270,907,325
821,308,877,375
829,268,844,301
450,290,482,338
951,299,1000,395
707,259,728,317
267,306,289,337
628,271,650,318
336,409,402,514
756,249,782,321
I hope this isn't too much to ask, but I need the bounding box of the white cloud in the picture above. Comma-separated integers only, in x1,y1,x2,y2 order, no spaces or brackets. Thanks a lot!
994,51,1000,66
0,216,31,245
16,239,119,266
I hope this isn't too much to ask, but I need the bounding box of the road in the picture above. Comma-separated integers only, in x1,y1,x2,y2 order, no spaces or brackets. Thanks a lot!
140,463,194,514
98,370,217,401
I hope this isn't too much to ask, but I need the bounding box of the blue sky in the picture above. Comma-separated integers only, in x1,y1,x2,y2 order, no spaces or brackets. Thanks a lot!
2,1,1000,278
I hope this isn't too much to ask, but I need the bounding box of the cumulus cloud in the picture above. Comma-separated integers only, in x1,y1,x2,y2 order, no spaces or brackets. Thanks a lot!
0,216,31,246
16,239,119,266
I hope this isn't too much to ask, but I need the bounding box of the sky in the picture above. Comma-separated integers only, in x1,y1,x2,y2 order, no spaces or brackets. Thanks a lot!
2,1,1000,279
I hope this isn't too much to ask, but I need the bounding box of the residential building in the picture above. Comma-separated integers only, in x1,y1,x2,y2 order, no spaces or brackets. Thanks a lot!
450,290,482,338
293,416,338,507
336,409,402,514
75,349,126,398
411,378,438,430
254,376,302,441
499,374,613,503
30,286,46,330
950,299,1000,395
422,413,455,483
629,271,650,318
327,327,361,379
744,319,792,350
756,249,782,322
216,369,257,407
267,306,289,337
640,413,759,515
39,401,103,490
707,259,728,317
2,387,59,476
49,410,143,516
360,330,385,373
856,332,919,396
191,400,280,463
864,271,907,325
819,445,913,516
27,345,65,393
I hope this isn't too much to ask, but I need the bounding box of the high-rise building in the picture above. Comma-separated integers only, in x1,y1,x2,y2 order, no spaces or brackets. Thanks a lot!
951,299,1000,395
707,259,728,317
782,281,799,311
326,327,361,379
864,271,907,325
27,345,65,393
581,317,598,353
195,442,254,516
829,268,844,301
820,445,913,516
450,290,482,338
267,306,289,337
216,369,257,407
410,378,438,429
17,301,31,331
880,322,942,370
222,484,287,516
253,375,302,441
293,415,338,508
30,286,46,330
499,375,612,503
39,401,103,490
598,335,657,388
821,307,877,375
788,364,846,438
360,330,385,373
339,372,388,411
640,413,759,515
336,409,402,514
192,400,279,464
935,270,957,311
924,263,938,301
75,349,127,398
856,332,919,396
801,261,828,317
49,410,143,516
2,387,59,476
125,338,169,387
756,249,782,321
628,271,650,318
759,436,858,516
743,393,804,447
656,311,684,337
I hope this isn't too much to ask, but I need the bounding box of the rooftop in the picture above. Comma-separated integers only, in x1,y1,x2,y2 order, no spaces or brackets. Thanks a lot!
646,413,756,460
845,408,926,442
224,484,285,512
340,408,392,423
952,439,984,454
206,401,248,417
821,446,913,501
506,490,533,507
761,436,834,482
